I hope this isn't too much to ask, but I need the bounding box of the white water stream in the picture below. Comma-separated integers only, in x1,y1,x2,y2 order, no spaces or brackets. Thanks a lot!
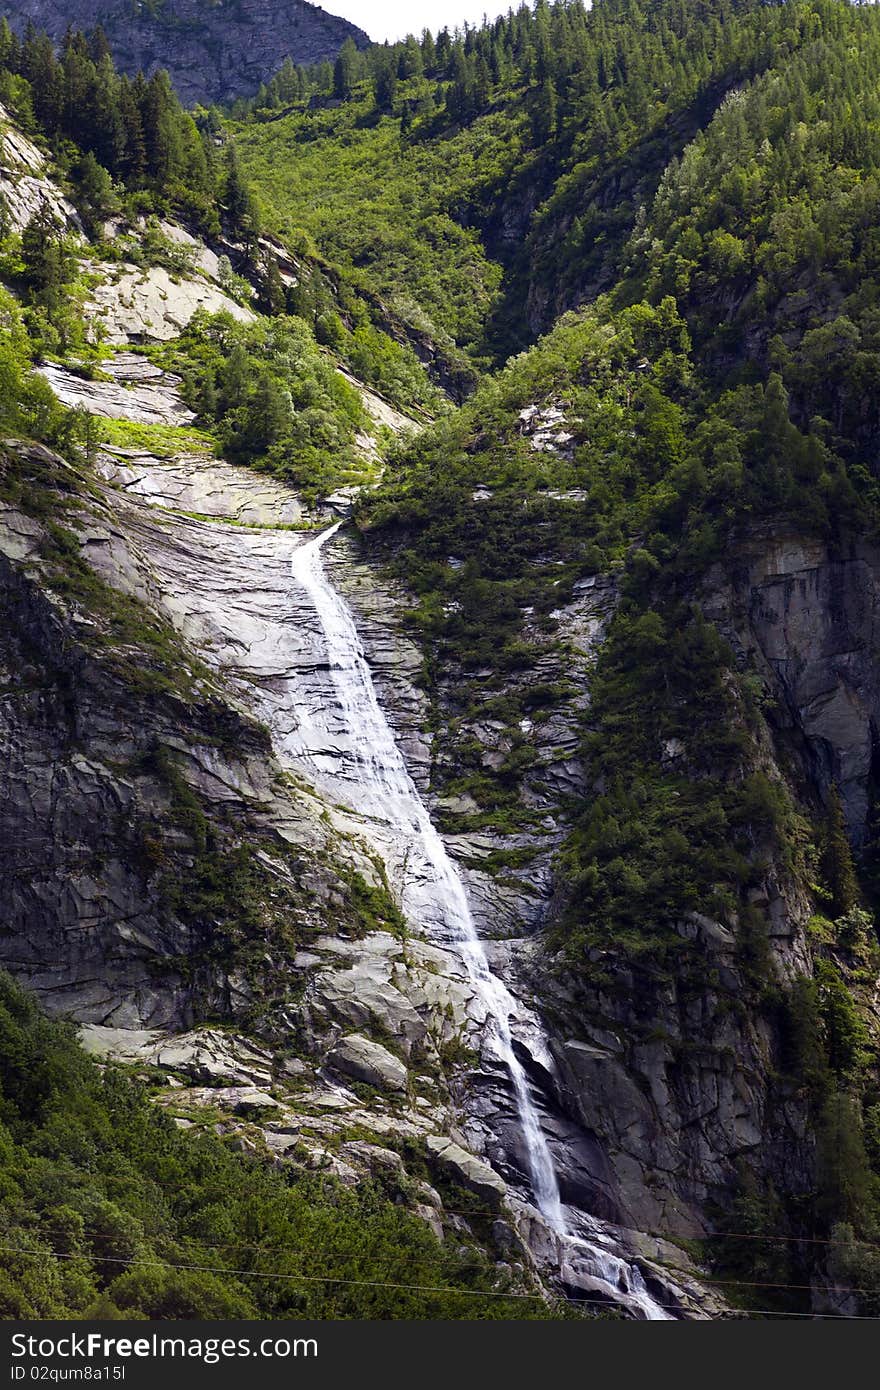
288,524,671,1318
290,522,564,1228
59,356,684,1315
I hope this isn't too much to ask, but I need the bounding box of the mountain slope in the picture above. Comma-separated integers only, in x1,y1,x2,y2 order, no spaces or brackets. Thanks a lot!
0,128,573,1321
0,49,725,1320
344,0,880,1312
231,0,845,365
6,0,880,1321
1,0,369,105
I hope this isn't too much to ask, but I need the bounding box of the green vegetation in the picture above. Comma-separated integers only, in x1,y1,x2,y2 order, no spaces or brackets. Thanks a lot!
0,210,95,358
233,102,507,371
554,609,793,959
231,0,867,365
96,416,215,457
0,21,443,420
712,914,880,1313
322,0,880,1313
6,0,880,1320
150,311,375,500
625,20,880,425
0,288,73,441
0,22,219,231
0,971,560,1319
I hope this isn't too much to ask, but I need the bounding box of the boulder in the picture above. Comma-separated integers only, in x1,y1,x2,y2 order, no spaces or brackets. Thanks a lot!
315,961,427,1054
326,1034,408,1093
216,1087,281,1116
339,1141,407,1178
425,1135,507,1207
146,1029,274,1087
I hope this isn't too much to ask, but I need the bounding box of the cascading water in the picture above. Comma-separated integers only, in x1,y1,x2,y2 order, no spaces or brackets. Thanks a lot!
288,523,672,1319
93,456,674,1318
70,359,691,1315
290,522,564,1229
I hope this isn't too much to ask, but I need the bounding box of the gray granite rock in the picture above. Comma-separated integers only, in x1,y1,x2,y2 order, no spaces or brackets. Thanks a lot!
88,264,255,344
38,358,196,426
425,1135,507,1207
326,1034,408,1093
0,104,81,233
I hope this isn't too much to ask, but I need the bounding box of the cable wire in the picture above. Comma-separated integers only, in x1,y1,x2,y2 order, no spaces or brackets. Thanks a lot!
1,1241,878,1319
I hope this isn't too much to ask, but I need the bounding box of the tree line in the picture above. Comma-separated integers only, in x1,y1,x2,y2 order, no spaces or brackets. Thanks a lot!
0,20,258,239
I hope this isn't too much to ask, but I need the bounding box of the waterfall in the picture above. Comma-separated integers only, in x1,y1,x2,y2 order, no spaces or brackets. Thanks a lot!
88,417,682,1317
290,522,564,1229
288,522,672,1319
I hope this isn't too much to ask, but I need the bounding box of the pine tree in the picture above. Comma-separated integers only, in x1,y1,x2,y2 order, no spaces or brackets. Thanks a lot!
823,784,860,919
333,38,358,100
420,29,437,72
118,75,147,184
530,77,558,145
0,18,15,70
20,209,72,311
818,1092,873,1231
217,342,252,415
260,257,286,316
223,145,260,248
74,152,118,236
374,60,398,113
89,25,112,62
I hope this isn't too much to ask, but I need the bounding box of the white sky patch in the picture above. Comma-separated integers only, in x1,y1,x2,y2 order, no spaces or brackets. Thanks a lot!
321,2,531,44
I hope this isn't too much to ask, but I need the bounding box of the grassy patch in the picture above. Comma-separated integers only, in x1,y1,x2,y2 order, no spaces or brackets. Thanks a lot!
97,417,217,458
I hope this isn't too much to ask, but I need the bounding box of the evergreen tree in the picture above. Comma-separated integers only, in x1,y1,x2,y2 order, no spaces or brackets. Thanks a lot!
333,38,358,100
20,209,72,312
73,151,118,236
818,1093,874,1231
259,256,286,316
223,144,260,247
374,58,398,112
823,785,860,919
530,77,558,144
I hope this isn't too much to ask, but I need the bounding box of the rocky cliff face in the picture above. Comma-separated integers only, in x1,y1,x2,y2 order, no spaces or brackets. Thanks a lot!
391,514,880,1249
2,0,369,105
0,102,80,231
10,333,869,1310
0,426,726,1315
0,441,386,1031
4,349,878,1312
705,527,880,846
